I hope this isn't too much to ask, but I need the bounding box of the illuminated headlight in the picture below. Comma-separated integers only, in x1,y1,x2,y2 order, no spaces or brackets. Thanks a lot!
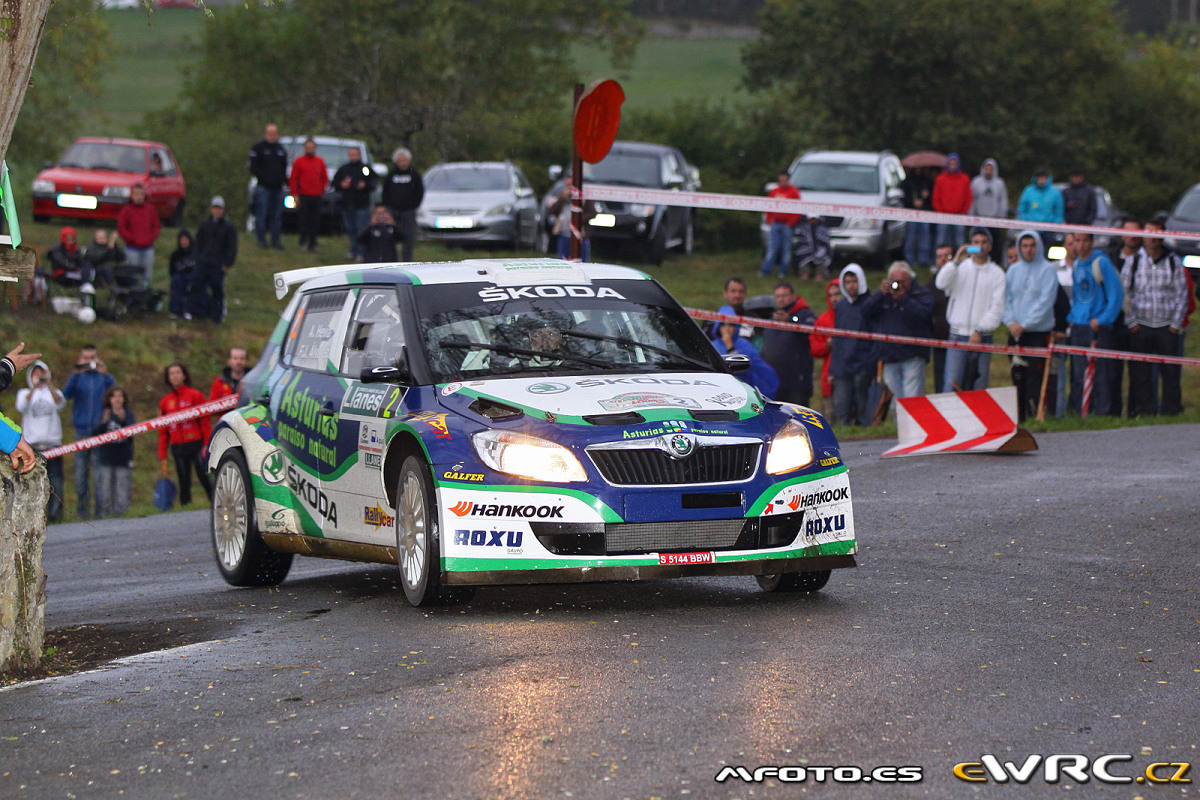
1184,254,1200,269
845,217,877,230
1046,246,1066,261
284,195,296,210
472,430,586,482
765,419,815,474
628,204,656,217
484,203,513,217
102,185,131,199
31,179,55,194
589,213,616,227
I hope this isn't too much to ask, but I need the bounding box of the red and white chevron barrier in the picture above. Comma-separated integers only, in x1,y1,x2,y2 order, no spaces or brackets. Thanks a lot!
41,395,238,460
882,386,1036,458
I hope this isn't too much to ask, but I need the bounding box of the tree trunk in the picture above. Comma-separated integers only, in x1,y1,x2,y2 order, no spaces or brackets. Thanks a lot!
0,0,53,166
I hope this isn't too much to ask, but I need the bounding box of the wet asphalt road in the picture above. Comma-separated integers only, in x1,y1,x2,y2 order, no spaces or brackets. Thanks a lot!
1,425,1197,799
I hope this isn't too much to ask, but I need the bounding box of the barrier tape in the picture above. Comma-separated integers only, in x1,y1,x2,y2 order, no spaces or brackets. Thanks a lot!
583,184,1200,242
687,307,1200,367
42,395,239,460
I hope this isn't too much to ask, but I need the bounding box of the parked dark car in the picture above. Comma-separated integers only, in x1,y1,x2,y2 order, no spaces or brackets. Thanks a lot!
1163,183,1200,269
541,141,700,264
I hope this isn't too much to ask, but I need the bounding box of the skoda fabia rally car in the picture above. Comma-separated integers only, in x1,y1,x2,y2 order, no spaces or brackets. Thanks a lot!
208,258,856,606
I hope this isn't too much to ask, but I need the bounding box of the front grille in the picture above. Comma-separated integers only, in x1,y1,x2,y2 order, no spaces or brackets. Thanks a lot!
606,519,746,553
589,443,759,485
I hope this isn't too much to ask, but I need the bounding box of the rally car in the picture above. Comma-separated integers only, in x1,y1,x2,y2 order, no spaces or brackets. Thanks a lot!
207,258,856,606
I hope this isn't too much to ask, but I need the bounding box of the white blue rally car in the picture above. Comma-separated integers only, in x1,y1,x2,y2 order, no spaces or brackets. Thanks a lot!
208,258,855,605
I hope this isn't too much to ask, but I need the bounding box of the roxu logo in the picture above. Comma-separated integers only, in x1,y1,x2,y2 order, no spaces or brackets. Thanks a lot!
805,514,845,537
454,529,523,548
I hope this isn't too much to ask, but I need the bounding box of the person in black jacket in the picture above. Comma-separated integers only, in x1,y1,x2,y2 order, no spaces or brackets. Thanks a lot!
168,229,196,318
358,204,400,263
332,146,377,262
1062,169,1097,226
760,282,818,407
249,123,288,249
381,147,424,262
187,197,238,323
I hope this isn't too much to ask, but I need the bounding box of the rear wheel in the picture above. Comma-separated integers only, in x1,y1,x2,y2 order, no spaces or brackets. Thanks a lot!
646,225,667,265
682,214,695,255
395,455,474,606
756,569,831,593
212,450,293,586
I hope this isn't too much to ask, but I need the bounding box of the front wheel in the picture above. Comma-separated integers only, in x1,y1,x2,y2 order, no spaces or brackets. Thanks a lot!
756,569,831,593
212,450,293,586
395,455,474,607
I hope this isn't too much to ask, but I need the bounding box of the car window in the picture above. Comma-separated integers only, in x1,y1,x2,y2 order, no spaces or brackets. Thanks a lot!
884,161,903,191
791,162,880,194
285,289,353,372
59,142,146,174
342,287,405,375
583,153,662,188
425,166,510,192
151,149,176,176
414,280,723,383
515,169,532,193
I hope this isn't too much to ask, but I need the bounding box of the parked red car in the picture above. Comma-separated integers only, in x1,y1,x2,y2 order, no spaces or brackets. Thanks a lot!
31,137,186,225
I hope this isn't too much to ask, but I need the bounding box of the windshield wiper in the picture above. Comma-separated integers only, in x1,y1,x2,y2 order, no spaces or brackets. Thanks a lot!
557,330,715,372
438,338,611,369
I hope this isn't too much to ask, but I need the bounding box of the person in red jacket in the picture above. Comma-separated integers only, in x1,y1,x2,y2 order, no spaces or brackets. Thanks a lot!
932,153,972,250
116,183,161,288
159,362,212,506
209,346,248,422
289,137,329,252
809,278,841,420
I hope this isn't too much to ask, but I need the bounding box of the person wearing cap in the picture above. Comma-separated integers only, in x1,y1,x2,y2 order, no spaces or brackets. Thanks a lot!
937,227,1006,392
1017,169,1064,249
188,196,238,323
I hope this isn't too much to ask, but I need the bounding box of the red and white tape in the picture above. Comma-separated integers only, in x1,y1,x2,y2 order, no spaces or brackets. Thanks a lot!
688,307,1200,368
584,184,1200,242
42,395,238,460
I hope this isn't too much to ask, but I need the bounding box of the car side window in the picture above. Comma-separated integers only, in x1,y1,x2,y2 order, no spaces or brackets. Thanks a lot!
343,287,405,375
285,289,353,372
152,149,176,177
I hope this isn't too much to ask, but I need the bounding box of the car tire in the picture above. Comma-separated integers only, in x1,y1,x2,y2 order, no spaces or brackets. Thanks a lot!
646,224,667,265
395,455,474,607
756,569,831,593
682,213,694,255
211,449,293,587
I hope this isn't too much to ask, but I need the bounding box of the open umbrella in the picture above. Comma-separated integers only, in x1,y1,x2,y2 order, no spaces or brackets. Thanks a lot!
901,151,947,169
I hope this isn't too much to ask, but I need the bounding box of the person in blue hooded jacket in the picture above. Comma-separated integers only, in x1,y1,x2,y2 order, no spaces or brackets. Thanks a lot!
829,263,877,426
1067,232,1123,416
711,306,779,400
1016,169,1064,249
1003,230,1060,420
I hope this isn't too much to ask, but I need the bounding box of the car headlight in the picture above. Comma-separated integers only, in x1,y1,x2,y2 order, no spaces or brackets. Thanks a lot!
484,203,513,217
31,179,55,194
284,195,296,210
472,429,587,483
765,419,815,475
845,217,877,230
628,204,656,217
102,185,131,199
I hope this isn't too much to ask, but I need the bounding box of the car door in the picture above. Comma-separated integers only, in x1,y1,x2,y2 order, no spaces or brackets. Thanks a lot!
335,285,410,545
275,287,356,539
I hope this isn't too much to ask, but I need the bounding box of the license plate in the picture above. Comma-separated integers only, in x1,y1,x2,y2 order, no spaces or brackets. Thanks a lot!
435,216,474,229
658,551,715,566
57,194,98,210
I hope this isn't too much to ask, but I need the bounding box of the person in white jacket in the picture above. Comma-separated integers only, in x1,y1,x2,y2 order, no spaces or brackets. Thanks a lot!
935,227,1007,392
16,359,66,522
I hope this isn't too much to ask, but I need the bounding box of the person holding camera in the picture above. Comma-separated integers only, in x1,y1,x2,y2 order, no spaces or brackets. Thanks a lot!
860,262,935,401
63,345,115,519
15,359,66,521
936,228,1006,393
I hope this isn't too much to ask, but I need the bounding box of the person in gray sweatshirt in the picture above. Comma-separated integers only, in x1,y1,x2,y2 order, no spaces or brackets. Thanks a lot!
969,158,1009,254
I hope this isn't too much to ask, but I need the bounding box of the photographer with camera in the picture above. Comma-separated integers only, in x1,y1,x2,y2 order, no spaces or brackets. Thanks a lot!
16,359,66,521
63,345,115,519
936,228,1006,392
860,262,935,402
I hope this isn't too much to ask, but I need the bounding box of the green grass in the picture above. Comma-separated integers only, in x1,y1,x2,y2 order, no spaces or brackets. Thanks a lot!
572,37,748,112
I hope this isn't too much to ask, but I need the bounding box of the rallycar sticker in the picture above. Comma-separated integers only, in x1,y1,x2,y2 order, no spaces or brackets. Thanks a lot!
599,392,702,412
343,384,392,415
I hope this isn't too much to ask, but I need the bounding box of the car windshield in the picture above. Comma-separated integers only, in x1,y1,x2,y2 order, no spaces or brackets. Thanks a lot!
413,280,723,382
425,166,510,192
1172,189,1200,223
284,141,358,169
59,142,146,173
583,153,661,188
792,162,880,194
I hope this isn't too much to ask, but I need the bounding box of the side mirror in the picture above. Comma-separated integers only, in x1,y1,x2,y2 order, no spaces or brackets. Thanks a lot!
361,348,413,385
722,353,751,374
548,165,563,182
516,185,533,198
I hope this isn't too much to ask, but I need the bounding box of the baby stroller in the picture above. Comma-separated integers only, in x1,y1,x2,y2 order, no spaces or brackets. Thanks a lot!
100,263,164,320
792,215,832,280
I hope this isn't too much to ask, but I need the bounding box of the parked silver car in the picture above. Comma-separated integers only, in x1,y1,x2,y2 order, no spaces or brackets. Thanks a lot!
762,149,906,267
417,161,541,249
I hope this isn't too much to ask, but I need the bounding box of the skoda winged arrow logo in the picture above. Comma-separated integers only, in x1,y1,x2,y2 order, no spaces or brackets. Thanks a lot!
528,382,569,395
667,433,695,459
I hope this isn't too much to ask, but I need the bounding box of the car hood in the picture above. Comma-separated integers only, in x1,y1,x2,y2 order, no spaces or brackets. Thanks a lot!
438,372,756,421
37,166,142,187
420,190,515,215
790,188,884,210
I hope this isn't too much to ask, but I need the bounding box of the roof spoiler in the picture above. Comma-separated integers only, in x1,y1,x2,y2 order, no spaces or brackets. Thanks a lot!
273,263,392,300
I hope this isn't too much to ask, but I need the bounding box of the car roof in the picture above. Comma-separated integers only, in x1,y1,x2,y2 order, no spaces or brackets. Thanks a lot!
798,150,893,165
608,140,677,156
276,258,651,299
74,137,169,150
